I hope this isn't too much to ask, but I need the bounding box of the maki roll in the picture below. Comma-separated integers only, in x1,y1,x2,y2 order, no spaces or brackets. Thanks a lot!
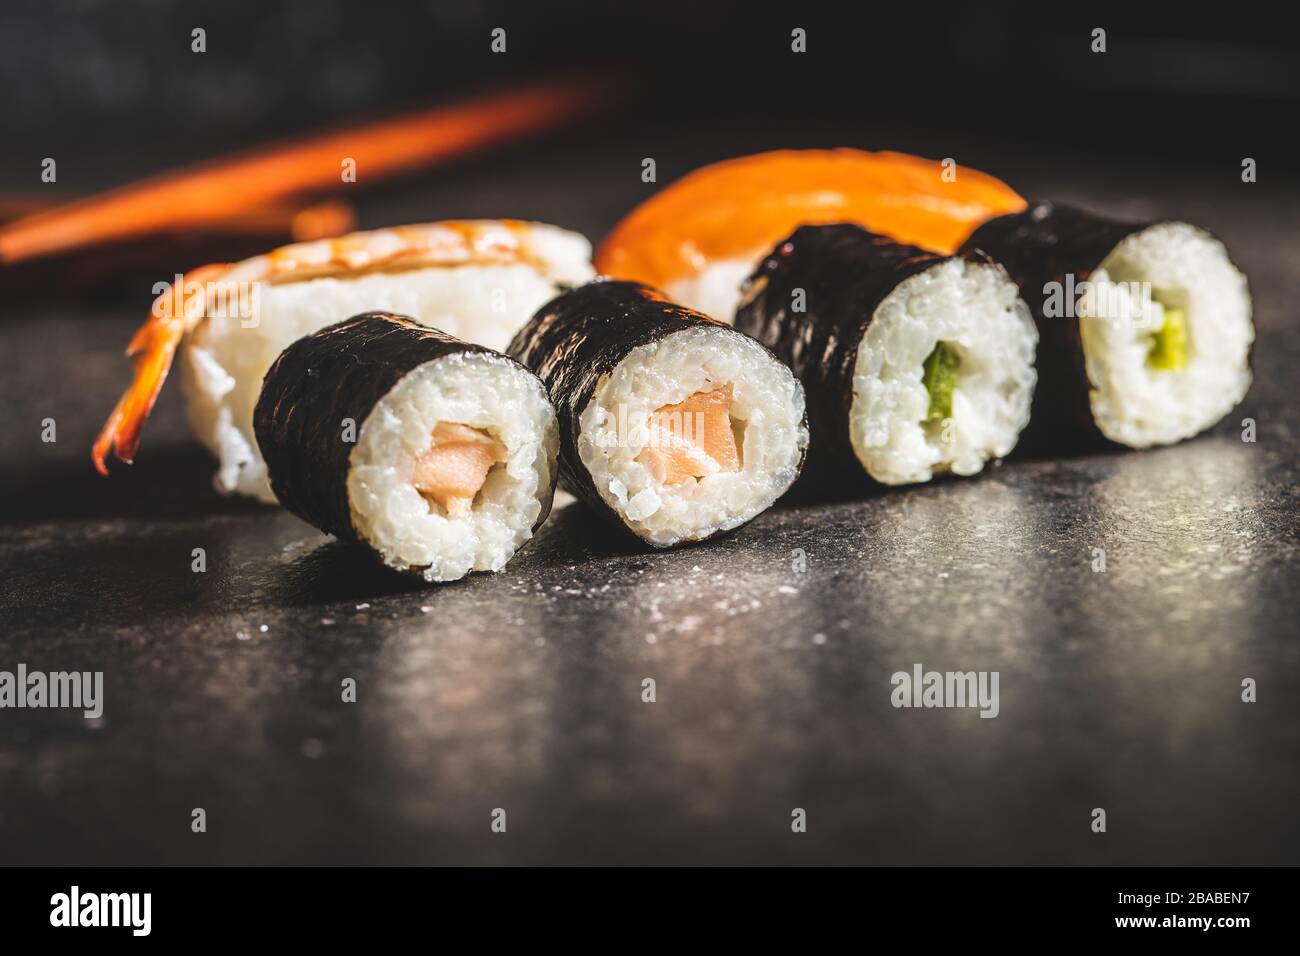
596,149,1026,321
734,224,1037,486
254,312,558,582
960,202,1252,449
95,220,593,501
507,281,808,547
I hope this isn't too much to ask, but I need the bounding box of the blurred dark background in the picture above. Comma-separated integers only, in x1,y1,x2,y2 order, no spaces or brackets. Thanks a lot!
4,2,1298,139
3,1,1297,188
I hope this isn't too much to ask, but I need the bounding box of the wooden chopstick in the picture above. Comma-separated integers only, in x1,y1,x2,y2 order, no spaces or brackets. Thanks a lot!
0,75,618,264
0,196,355,239
195,199,356,241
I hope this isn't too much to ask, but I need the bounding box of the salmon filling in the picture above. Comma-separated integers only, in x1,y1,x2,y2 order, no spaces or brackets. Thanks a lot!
412,422,507,518
636,384,741,484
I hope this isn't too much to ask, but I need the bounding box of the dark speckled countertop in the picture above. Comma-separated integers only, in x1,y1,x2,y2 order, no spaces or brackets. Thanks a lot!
1,128,1298,865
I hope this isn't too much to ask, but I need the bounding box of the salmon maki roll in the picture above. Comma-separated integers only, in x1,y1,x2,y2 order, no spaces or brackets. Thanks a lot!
507,281,808,547
960,202,1253,450
254,313,558,583
734,224,1037,486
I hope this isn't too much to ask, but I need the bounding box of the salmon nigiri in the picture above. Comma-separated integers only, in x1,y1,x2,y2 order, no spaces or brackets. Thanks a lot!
595,149,1026,321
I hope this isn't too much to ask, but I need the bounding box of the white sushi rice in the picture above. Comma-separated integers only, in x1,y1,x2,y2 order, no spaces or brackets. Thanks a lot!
182,226,592,502
577,325,808,547
1077,222,1252,448
665,259,754,324
347,352,558,582
849,258,1037,484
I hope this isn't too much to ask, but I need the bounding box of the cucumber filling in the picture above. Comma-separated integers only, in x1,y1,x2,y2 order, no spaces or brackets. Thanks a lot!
1147,305,1188,371
921,341,962,422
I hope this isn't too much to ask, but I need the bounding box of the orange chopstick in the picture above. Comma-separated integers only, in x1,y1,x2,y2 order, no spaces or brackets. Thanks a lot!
0,75,618,264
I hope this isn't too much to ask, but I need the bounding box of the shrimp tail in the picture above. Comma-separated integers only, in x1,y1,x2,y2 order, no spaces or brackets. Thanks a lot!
92,263,229,475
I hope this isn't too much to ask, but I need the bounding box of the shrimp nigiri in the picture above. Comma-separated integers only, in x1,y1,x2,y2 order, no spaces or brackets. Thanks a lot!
94,220,593,501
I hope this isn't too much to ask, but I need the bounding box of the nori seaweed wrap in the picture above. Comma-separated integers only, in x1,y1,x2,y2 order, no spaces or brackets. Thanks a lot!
960,202,1252,450
734,224,1037,486
254,312,559,582
507,280,808,547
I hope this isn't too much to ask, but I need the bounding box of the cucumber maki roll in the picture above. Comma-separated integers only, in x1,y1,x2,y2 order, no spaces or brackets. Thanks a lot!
734,224,1037,486
507,280,808,547
254,312,558,582
960,202,1253,449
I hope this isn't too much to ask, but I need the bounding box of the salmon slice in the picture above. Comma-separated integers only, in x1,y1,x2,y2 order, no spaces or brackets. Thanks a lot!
412,422,507,518
637,385,740,484
595,149,1027,291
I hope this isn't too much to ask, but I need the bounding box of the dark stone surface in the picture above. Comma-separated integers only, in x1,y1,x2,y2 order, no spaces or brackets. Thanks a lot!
1,135,1297,865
